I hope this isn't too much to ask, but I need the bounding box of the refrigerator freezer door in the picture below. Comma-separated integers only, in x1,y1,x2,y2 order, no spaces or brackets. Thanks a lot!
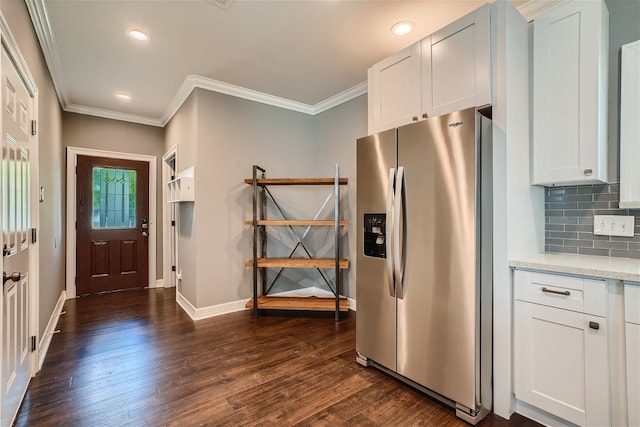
396,108,478,410
356,129,397,372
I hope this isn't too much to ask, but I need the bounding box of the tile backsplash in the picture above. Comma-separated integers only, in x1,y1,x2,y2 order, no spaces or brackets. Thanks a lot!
545,183,640,259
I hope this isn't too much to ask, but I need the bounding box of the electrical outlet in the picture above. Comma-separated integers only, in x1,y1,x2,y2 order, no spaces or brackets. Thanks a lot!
593,215,635,237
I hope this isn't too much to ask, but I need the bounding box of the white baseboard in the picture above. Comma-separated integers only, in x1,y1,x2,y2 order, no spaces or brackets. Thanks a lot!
176,291,356,320
150,279,174,289
176,291,248,321
514,400,574,427
38,289,66,370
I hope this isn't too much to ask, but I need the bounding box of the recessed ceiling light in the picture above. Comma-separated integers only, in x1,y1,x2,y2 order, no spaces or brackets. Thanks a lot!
391,21,413,36
115,92,131,101
127,29,149,41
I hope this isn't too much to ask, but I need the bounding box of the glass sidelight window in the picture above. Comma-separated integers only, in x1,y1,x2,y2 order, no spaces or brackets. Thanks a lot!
92,167,137,229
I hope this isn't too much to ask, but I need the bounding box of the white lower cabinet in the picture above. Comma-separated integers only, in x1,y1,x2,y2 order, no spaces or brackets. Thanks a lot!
514,270,610,426
625,283,640,426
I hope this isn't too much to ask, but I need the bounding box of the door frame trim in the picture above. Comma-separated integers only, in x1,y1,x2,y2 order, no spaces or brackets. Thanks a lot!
65,147,157,298
161,145,177,288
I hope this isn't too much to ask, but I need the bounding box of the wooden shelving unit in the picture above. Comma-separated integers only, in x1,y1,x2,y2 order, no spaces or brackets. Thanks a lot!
245,258,349,269
244,219,348,226
245,164,349,321
246,296,349,312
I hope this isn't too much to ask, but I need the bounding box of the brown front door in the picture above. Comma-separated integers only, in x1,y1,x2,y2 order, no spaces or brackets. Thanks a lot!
76,155,149,295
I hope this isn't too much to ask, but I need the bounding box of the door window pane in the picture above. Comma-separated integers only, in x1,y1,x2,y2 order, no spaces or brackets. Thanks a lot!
92,167,136,229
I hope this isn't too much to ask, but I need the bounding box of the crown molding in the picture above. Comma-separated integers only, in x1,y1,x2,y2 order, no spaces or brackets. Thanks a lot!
161,75,367,126
26,0,367,128
517,0,563,21
25,0,67,105
65,104,164,127
311,81,368,115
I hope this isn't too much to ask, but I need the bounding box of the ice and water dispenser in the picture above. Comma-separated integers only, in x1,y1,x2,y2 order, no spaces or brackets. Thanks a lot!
363,214,386,258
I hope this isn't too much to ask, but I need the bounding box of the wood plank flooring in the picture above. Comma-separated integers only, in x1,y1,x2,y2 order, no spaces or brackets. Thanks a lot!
15,289,541,426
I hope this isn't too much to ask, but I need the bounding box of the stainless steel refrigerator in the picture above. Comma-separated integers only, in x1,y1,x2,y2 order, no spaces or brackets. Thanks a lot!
355,107,493,425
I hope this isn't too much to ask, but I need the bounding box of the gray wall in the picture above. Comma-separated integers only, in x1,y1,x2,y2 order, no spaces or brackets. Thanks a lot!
312,94,368,299
166,88,367,309
194,89,316,307
0,1,65,337
62,112,166,279
165,91,198,304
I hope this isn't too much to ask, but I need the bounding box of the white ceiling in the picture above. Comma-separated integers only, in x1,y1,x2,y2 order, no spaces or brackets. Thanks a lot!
27,0,527,127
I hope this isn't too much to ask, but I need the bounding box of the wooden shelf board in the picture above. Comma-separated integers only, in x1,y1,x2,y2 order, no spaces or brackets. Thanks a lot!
244,178,348,186
245,258,349,269
244,220,348,226
246,296,348,312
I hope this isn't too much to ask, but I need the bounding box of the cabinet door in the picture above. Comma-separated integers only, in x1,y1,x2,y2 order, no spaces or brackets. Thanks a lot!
421,3,490,118
625,284,640,426
626,322,640,426
619,41,640,208
367,43,421,134
514,301,610,426
532,0,608,186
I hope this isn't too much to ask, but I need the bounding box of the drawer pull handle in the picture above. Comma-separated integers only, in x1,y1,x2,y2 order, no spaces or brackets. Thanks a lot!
589,321,600,330
541,287,570,296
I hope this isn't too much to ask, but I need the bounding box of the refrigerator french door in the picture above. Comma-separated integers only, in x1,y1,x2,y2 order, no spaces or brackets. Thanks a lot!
356,107,492,424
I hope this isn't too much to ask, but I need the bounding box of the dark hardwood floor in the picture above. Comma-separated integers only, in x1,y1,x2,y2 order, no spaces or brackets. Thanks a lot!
15,289,540,426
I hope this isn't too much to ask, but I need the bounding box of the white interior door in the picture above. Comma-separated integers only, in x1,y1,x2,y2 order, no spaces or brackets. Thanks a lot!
1,46,35,427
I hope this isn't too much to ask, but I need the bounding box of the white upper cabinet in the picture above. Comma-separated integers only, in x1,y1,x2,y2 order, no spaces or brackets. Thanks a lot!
619,41,640,208
367,44,421,134
367,3,491,134
421,4,491,118
532,0,609,186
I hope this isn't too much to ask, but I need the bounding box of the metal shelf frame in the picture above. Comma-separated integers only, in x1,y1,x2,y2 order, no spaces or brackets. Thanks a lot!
248,164,346,321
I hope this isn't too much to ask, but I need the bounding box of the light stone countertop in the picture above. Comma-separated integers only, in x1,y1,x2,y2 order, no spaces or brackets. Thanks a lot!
510,252,640,283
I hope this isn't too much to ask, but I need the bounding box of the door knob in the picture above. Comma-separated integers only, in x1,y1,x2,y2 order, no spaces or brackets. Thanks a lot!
3,271,21,285
142,231,148,237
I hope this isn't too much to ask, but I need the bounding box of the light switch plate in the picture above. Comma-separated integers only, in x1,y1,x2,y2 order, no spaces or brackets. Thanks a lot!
593,215,635,237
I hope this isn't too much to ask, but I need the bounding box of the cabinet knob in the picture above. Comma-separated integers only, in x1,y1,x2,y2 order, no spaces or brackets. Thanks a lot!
589,321,600,330
422,113,428,119
412,116,419,121
584,169,593,176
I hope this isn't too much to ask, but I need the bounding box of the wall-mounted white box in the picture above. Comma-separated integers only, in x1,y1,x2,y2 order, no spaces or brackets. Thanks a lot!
167,166,195,203
593,215,635,237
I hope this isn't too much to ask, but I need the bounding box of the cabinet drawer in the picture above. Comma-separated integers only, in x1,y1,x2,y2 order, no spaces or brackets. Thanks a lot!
514,270,607,316
625,283,640,325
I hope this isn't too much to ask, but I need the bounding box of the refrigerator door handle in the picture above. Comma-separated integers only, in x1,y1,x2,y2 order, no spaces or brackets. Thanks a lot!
386,168,395,297
394,166,405,298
